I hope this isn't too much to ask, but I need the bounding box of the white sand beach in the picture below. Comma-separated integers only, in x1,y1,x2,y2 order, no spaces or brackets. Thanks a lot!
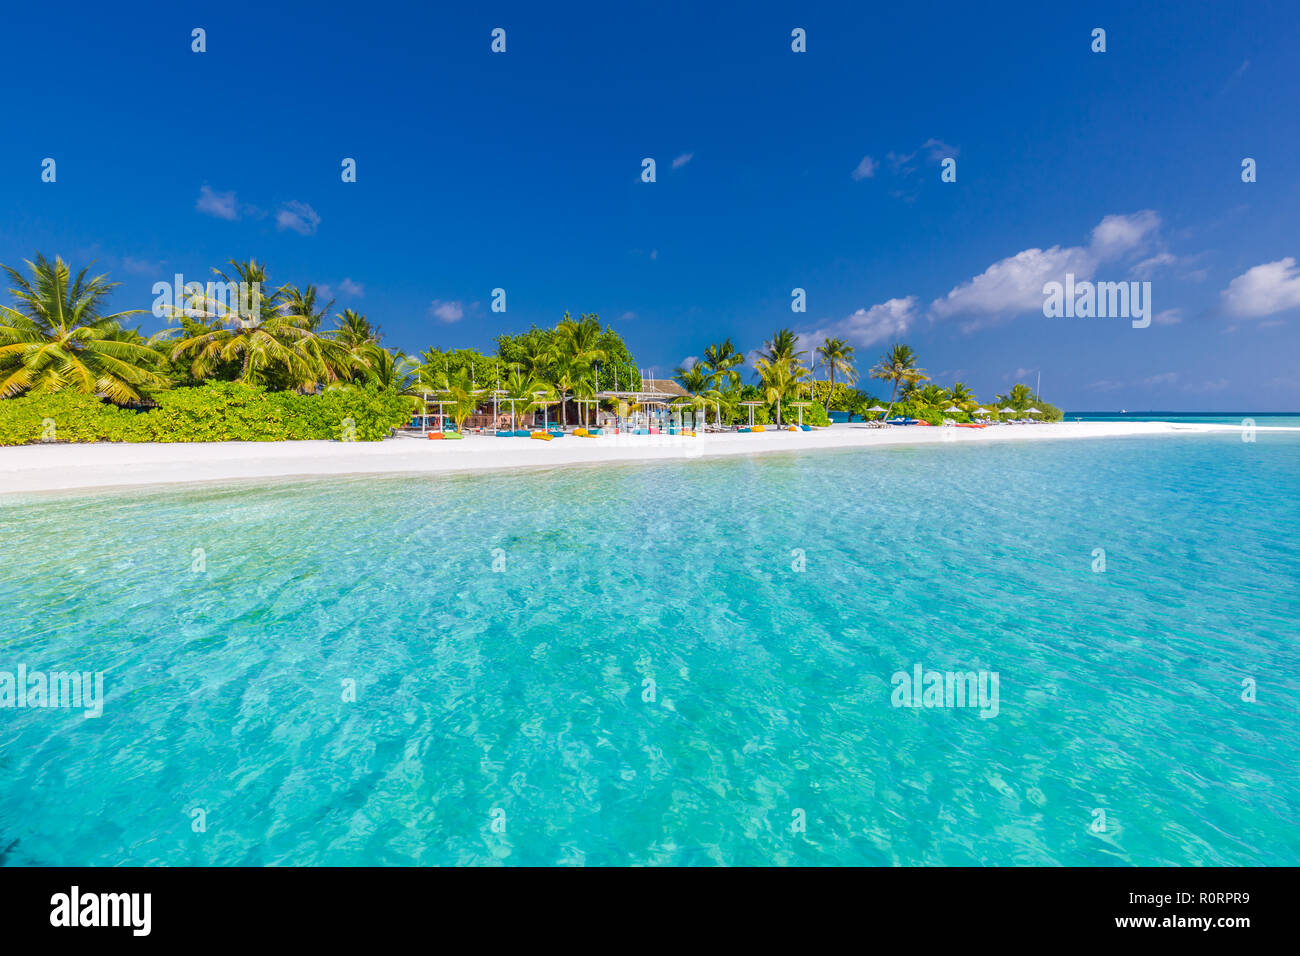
0,420,1270,496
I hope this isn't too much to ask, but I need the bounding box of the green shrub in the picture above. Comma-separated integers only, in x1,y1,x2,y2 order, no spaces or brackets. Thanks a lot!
789,401,831,426
0,382,413,445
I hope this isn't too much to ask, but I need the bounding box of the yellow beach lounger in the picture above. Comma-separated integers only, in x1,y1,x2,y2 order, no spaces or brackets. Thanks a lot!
529,432,553,441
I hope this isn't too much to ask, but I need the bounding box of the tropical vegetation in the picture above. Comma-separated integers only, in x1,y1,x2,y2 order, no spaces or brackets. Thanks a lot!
0,255,1061,445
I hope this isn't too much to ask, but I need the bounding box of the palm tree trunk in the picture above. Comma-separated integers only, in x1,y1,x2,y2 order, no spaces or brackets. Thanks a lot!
882,379,900,421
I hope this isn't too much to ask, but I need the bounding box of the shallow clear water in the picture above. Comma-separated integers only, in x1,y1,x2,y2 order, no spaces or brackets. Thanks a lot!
2,432,1298,866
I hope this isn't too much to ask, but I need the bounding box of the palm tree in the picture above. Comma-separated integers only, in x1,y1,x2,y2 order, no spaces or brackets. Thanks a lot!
913,383,952,408
550,354,584,427
870,343,928,421
164,259,338,389
950,381,978,412
816,337,857,399
757,328,806,365
571,371,599,427
438,366,484,432
549,312,606,426
367,348,419,393
674,362,713,397
754,354,810,426
995,383,1035,411
701,338,743,391
500,367,544,430
334,309,380,349
518,338,554,385
280,284,334,331
332,309,383,381
0,254,168,400
673,361,717,427
553,312,606,366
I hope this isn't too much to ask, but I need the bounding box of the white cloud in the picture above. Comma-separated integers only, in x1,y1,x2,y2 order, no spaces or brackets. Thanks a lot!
851,155,878,181
805,296,919,349
929,210,1162,330
929,244,1096,329
672,152,693,169
196,185,239,221
1133,252,1177,278
276,200,321,236
1153,308,1183,325
1090,210,1160,259
649,249,658,260
338,277,364,298
680,355,699,370
1220,257,1300,318
619,311,636,321
1143,372,1178,386
429,299,464,323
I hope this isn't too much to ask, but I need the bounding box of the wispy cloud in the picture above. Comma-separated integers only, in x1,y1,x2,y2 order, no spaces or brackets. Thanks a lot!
276,200,321,236
885,138,958,174
1133,252,1177,278
196,186,240,221
320,278,364,300
429,299,465,323
671,152,694,170
121,256,163,275
850,155,878,181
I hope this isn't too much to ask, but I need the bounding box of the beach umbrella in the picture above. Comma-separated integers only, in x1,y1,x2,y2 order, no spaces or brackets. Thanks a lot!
944,405,963,413
1000,407,1017,413
1025,407,1042,414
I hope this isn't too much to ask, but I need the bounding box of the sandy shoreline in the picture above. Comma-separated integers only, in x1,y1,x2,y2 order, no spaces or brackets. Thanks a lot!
0,421,1272,496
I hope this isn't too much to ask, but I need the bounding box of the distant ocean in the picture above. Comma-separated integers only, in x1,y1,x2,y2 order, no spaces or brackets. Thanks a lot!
1070,411,1300,427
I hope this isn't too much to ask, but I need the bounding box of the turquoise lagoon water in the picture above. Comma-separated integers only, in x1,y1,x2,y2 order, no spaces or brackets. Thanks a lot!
1,431,1298,866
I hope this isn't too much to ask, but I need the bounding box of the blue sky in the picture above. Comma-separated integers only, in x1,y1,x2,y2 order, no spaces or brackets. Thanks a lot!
3,0,1298,410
